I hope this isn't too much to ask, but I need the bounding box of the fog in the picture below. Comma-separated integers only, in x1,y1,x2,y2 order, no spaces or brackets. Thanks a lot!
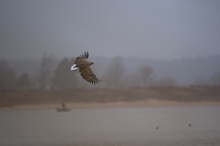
1,55,220,90
1,0,220,60
1,0,220,89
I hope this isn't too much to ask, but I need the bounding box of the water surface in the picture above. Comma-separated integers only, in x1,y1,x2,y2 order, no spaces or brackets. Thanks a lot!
0,106,220,146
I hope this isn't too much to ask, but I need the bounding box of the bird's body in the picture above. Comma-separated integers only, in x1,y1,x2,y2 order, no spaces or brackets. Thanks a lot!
71,52,100,84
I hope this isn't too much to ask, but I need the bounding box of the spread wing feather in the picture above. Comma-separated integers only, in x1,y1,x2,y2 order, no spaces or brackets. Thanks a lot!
75,52,89,65
80,67,99,84
77,52,89,60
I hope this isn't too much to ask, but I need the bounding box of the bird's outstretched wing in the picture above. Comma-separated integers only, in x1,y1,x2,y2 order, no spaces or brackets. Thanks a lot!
80,66,100,84
77,52,89,60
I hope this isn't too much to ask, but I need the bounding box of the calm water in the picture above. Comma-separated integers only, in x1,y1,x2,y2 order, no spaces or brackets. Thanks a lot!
0,106,220,146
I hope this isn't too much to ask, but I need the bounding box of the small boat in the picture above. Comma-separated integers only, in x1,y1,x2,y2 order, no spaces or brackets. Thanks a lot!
56,107,71,112
56,103,71,112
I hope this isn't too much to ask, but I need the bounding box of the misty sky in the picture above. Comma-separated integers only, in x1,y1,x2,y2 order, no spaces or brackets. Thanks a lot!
1,0,220,60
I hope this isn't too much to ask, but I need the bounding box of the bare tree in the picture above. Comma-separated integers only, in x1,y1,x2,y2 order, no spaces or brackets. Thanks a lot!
52,58,78,89
136,65,155,87
16,73,29,89
38,53,55,90
16,73,37,89
209,71,220,86
154,77,177,86
0,59,16,89
104,56,126,88
194,78,208,86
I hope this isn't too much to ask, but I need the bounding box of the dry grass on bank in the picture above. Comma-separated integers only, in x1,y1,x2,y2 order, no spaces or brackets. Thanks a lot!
0,86,220,109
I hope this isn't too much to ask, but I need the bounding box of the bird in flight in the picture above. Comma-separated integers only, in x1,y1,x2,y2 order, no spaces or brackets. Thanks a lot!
71,52,101,84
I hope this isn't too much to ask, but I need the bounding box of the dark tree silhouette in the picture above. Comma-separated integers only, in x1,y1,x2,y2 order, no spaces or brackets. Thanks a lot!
52,58,78,89
104,56,126,88
38,53,55,90
209,71,220,86
16,73,36,89
138,66,154,86
0,59,16,89
154,77,177,86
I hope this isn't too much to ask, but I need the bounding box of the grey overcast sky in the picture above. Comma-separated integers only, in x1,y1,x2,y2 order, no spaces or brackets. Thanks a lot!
0,0,220,60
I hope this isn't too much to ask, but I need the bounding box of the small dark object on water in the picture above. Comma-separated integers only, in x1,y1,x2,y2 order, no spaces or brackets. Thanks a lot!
56,103,71,112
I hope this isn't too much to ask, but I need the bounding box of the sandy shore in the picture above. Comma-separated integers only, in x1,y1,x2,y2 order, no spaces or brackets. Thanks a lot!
1,99,220,110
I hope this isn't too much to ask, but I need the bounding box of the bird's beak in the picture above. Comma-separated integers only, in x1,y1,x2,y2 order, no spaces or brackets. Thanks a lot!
70,64,78,71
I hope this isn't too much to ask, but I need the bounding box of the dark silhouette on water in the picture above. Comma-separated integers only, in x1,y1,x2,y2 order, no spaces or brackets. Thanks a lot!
188,123,192,127
156,126,159,130
56,102,70,112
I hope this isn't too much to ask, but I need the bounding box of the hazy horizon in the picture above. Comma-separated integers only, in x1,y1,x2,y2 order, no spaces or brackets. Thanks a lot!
1,0,220,60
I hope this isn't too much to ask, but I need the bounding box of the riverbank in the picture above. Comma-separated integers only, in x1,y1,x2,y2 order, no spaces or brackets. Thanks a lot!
1,99,220,111
1,86,220,110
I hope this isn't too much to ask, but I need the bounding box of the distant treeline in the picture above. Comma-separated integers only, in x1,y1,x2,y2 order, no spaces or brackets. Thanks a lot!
1,54,220,90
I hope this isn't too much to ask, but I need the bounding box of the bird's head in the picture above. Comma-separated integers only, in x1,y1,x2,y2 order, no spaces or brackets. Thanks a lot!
90,62,94,65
